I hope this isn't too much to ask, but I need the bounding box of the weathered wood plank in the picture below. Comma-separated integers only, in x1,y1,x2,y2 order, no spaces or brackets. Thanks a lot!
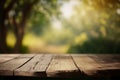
72,54,120,77
0,54,120,78
89,54,120,63
0,54,20,63
88,54,120,77
15,54,53,77
34,54,53,73
0,54,20,57
0,54,35,76
46,54,80,78
72,54,101,76
17,54,36,58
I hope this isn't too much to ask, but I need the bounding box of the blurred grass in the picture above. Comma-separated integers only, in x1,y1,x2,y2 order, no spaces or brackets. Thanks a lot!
7,32,68,53
7,32,120,54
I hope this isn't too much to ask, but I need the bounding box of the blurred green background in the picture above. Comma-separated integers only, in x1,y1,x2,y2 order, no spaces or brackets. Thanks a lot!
0,0,120,54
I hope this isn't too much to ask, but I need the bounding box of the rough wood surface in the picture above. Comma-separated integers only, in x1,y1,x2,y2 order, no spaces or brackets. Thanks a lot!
72,54,120,77
88,54,120,77
0,54,20,63
0,54,35,76
46,54,80,78
15,54,53,77
72,54,101,76
0,54,120,78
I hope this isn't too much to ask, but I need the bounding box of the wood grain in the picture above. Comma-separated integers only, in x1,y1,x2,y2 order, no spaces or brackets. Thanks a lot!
0,54,34,76
46,54,80,78
0,54,120,78
72,54,101,76
0,54,20,63
15,54,53,77
72,54,120,77
89,54,120,77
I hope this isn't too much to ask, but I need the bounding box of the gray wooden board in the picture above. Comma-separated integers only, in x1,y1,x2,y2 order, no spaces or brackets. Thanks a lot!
46,54,81,78
0,54,20,63
15,54,53,77
0,54,35,76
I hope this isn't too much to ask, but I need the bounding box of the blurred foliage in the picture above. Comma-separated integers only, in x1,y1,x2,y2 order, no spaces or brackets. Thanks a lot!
68,37,120,53
0,0,120,53
67,0,120,54
27,0,61,36
0,0,61,53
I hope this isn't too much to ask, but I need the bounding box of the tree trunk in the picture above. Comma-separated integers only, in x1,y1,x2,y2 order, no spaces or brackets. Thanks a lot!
14,27,24,53
0,9,8,53
0,0,17,53
13,0,39,53
0,21,7,53
12,14,25,53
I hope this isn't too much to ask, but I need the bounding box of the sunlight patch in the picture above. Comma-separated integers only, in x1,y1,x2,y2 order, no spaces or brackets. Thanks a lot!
60,0,79,19
52,19,62,31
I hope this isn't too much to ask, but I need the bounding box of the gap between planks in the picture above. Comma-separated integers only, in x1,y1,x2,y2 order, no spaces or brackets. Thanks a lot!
0,54,35,76
14,54,53,77
46,54,81,78
0,54,20,64
71,54,120,78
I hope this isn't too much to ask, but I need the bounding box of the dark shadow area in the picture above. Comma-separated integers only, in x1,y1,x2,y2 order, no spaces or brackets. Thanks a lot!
7,45,29,53
0,76,120,80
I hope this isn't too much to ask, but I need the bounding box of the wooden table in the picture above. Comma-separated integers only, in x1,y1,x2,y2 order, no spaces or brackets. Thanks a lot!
0,54,120,79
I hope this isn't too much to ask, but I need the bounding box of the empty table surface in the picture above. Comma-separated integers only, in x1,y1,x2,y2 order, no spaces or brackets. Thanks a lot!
0,54,120,78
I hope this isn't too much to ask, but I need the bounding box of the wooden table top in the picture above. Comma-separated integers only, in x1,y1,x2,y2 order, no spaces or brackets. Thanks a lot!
0,54,120,78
